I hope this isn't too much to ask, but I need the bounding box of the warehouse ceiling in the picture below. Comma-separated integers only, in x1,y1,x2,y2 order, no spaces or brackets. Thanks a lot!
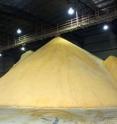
0,0,116,48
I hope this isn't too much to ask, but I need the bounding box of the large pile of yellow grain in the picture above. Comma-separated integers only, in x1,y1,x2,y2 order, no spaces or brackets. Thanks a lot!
0,37,116,108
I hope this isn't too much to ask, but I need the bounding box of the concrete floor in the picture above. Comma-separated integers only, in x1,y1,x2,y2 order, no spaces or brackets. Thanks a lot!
0,108,117,124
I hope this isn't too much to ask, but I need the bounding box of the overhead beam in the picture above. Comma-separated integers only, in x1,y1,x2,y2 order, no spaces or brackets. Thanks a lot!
66,0,96,13
78,0,96,11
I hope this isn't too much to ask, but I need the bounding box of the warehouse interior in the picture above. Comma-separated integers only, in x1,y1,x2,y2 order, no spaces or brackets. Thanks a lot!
0,0,117,77
0,1,117,123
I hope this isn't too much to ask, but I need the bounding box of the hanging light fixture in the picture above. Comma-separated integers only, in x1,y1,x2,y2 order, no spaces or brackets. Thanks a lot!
67,0,75,15
103,24,109,31
0,53,2,57
17,28,22,34
68,7,75,15
20,46,26,51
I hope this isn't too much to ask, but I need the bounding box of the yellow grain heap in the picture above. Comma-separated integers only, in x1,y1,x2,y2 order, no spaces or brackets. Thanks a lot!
104,56,117,81
0,37,117,108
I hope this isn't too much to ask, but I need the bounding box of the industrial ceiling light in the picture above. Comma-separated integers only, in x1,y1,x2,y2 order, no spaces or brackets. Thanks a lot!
68,7,75,15
103,24,109,31
21,46,26,51
17,28,22,34
0,53,2,57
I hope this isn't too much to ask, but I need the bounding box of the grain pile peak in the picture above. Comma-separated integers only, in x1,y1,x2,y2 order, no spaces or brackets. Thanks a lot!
0,37,117,108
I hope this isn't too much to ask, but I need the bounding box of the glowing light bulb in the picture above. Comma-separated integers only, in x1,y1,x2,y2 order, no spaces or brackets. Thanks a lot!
0,53,2,57
21,46,26,51
103,24,109,31
17,28,22,34
68,7,75,15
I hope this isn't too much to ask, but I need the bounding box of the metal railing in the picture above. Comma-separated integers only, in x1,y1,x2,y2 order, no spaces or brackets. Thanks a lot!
0,6,117,51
